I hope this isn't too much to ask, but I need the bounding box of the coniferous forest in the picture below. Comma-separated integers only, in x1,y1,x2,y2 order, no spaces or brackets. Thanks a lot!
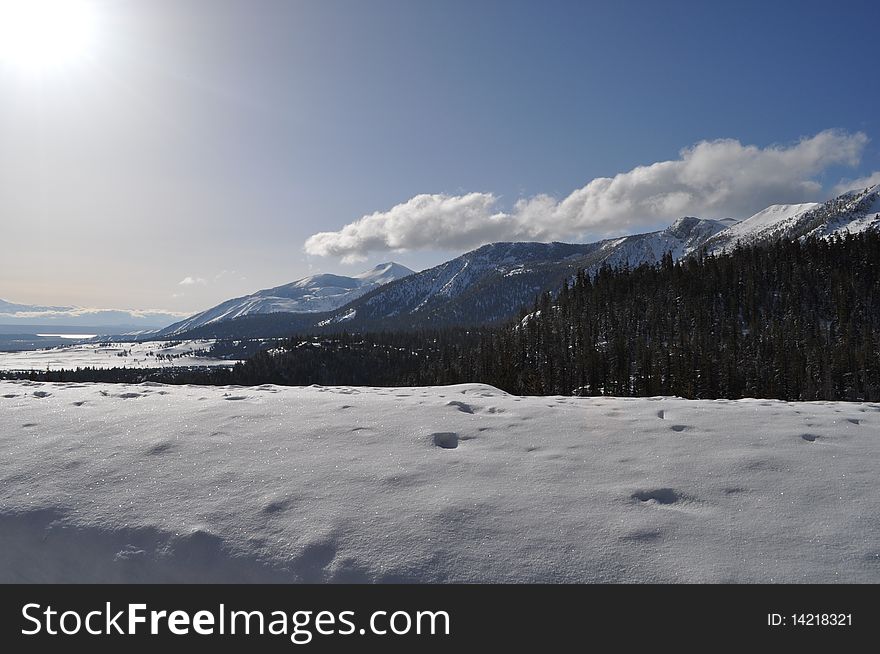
6,232,880,401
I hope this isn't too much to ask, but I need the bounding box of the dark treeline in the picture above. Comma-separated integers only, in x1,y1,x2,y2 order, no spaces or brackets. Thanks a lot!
6,233,880,401
207,330,484,387
481,232,880,400
0,331,484,387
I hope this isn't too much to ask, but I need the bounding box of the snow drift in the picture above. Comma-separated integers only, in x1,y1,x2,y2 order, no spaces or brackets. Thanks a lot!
1,380,878,583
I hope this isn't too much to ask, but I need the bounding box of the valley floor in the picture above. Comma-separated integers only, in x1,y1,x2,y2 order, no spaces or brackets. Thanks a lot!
0,339,235,371
0,380,878,583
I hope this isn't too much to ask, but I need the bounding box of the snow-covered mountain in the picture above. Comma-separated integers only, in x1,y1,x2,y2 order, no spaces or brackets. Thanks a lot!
593,216,729,270
159,262,414,336
309,216,732,330
335,242,605,327
705,184,880,252
703,203,819,251
172,219,730,336
164,184,880,338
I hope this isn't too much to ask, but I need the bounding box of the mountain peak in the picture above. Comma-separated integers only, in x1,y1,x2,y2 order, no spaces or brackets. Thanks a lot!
357,261,413,275
354,262,415,284
663,216,728,243
838,182,880,198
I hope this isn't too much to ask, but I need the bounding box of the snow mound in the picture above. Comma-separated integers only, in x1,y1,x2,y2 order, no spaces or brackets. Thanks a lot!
1,381,879,583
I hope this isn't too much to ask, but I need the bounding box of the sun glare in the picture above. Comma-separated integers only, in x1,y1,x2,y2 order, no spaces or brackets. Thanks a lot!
0,0,98,74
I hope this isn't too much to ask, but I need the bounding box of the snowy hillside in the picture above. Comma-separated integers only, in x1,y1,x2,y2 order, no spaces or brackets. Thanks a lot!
705,184,880,252
595,216,727,269
0,340,235,371
1,380,878,583
350,242,605,325
705,202,820,251
159,263,413,336
800,183,880,238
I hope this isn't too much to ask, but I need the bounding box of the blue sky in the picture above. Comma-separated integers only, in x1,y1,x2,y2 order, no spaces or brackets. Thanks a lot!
1,0,879,313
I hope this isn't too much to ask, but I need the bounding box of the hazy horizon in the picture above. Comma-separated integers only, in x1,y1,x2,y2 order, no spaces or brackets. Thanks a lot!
2,0,879,317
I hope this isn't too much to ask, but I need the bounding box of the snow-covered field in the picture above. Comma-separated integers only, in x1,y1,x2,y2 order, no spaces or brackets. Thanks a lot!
0,340,236,371
1,380,878,583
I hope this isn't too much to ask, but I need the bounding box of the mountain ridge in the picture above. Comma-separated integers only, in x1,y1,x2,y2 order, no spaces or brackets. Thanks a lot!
149,184,880,340
158,262,414,336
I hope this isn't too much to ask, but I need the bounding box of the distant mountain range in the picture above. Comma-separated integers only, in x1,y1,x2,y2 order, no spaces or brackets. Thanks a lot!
167,216,731,338
17,185,876,342
0,299,183,332
166,184,879,339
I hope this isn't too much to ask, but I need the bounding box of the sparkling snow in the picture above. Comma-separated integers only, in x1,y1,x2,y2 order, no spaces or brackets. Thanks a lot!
1,381,878,583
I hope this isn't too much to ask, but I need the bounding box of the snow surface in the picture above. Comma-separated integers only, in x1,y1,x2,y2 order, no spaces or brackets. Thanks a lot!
734,202,819,232
0,340,234,371
1,380,878,583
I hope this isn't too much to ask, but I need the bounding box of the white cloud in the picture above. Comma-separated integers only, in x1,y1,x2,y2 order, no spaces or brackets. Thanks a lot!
178,276,207,286
833,171,880,195
304,129,869,259
304,193,508,263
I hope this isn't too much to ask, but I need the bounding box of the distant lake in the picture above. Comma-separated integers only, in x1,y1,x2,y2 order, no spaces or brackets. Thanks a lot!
36,334,97,340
